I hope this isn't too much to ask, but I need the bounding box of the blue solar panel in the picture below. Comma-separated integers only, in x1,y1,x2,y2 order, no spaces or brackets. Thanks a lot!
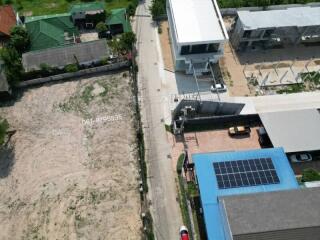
213,158,280,189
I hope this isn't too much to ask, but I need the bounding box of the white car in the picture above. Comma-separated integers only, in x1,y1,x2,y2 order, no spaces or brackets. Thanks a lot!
290,153,312,163
210,83,227,92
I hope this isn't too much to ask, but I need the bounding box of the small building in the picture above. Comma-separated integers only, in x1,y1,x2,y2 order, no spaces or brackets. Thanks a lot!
166,0,228,74
25,13,79,51
220,187,320,240
106,8,131,35
0,5,17,45
231,6,320,50
259,109,320,153
22,39,109,72
70,2,106,29
193,148,299,240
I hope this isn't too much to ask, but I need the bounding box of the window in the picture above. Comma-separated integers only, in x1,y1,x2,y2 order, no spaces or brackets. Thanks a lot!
190,44,207,54
208,43,220,53
243,30,252,38
180,45,190,55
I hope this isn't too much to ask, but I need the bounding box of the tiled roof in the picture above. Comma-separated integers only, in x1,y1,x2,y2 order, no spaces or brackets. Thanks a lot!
25,14,78,51
0,5,16,36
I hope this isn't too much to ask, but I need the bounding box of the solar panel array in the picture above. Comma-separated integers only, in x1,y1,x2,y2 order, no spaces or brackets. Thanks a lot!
213,158,280,189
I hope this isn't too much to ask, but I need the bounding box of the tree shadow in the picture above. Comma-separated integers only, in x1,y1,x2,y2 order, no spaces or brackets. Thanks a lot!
0,144,15,178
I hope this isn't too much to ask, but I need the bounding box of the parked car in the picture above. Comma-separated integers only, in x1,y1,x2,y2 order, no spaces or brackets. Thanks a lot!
228,126,251,136
179,226,190,240
290,153,312,163
210,83,227,92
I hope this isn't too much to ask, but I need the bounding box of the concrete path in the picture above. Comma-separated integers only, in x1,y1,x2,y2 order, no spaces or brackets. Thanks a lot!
134,1,183,239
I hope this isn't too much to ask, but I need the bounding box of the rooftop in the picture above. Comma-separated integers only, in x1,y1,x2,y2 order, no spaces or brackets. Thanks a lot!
25,13,78,51
22,40,109,71
168,0,227,44
238,6,320,30
106,8,131,33
259,109,320,153
193,148,298,240
0,5,16,36
220,187,320,236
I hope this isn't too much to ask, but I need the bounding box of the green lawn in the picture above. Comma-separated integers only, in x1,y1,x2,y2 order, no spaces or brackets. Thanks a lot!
8,0,134,16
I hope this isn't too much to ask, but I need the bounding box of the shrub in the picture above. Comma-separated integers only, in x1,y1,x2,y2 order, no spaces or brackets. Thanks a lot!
177,153,185,174
0,119,9,145
301,168,320,182
64,64,79,73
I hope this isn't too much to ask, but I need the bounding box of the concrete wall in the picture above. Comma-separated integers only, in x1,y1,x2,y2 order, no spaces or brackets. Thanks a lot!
18,61,130,88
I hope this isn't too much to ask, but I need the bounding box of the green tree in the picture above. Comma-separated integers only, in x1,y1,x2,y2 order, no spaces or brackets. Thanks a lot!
150,0,166,20
96,22,107,33
0,119,9,146
120,32,136,51
0,47,23,86
9,26,30,53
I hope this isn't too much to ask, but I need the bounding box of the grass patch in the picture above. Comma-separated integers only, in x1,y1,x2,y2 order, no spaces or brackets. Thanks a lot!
176,153,185,174
12,0,136,16
301,168,320,182
81,85,94,105
177,175,193,240
276,84,305,94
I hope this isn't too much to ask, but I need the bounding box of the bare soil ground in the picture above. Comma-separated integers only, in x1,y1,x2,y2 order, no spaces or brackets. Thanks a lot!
0,72,141,240
159,21,175,72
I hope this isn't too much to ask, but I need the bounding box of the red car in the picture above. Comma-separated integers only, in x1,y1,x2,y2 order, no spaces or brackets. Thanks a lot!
180,226,190,240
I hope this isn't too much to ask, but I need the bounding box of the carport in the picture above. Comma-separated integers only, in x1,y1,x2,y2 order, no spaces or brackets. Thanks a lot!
259,109,320,153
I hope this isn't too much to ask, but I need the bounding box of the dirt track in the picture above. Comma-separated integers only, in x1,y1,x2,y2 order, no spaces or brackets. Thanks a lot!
0,72,141,240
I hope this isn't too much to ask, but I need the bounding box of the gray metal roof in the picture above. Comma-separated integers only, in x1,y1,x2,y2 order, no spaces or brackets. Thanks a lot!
259,109,320,153
238,6,320,30
22,39,109,72
219,187,320,236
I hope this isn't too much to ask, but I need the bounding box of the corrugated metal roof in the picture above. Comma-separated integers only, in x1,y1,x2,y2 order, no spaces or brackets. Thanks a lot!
220,187,320,235
238,6,320,30
168,0,227,44
22,40,109,71
193,148,298,240
106,8,131,33
259,109,320,153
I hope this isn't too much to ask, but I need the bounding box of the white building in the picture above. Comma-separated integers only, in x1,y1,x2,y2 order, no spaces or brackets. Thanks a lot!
167,0,228,74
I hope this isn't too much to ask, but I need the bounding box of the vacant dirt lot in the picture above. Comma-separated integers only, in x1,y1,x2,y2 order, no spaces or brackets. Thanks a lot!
159,21,174,72
0,72,141,239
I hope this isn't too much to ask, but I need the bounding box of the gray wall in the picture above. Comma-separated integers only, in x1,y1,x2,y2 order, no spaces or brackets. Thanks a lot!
18,61,130,88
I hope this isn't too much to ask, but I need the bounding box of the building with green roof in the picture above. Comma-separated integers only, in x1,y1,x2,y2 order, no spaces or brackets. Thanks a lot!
106,8,131,35
25,13,79,51
70,2,105,29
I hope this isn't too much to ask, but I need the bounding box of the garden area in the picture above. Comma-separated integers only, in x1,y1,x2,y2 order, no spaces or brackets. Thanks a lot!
1,0,138,16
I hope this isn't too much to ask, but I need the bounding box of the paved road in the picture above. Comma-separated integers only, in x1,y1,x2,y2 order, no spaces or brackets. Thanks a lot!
134,1,183,239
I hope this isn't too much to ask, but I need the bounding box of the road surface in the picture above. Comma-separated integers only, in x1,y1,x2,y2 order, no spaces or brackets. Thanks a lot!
134,1,183,240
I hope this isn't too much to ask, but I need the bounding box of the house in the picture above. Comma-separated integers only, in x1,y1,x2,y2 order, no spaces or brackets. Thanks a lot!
22,39,109,72
0,5,17,44
25,13,79,51
70,2,106,29
193,148,299,240
220,187,320,240
231,6,320,50
166,0,228,74
106,8,131,35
